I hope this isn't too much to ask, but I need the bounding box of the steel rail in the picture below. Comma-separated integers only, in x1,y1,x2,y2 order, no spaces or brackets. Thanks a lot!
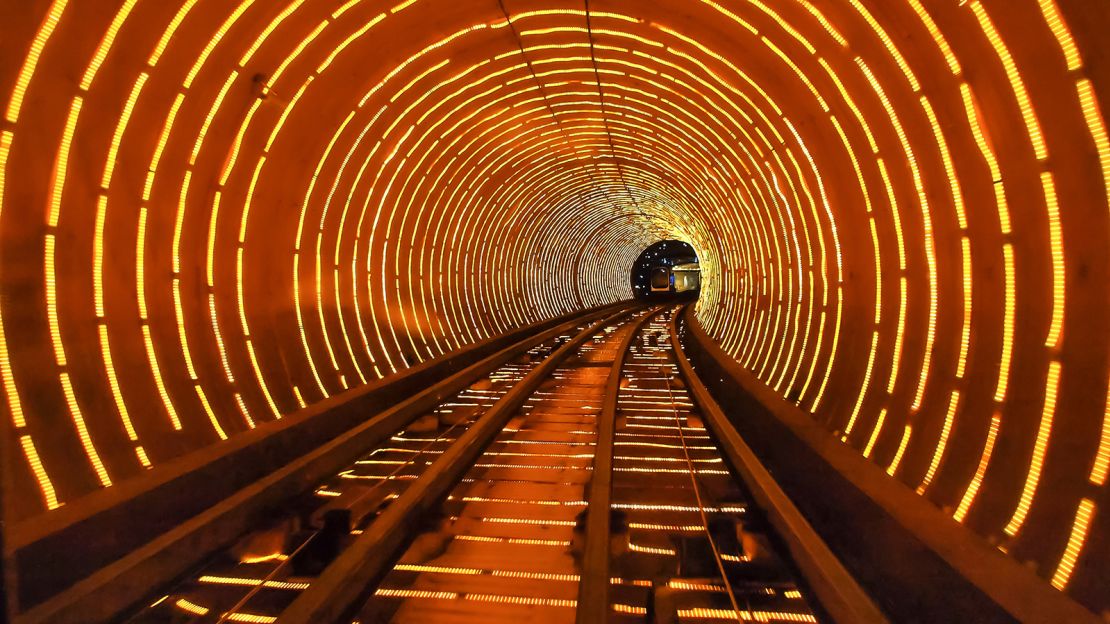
213,373,516,623
668,305,889,624
661,311,747,621
276,306,640,624
679,305,1102,623
16,304,626,624
574,306,658,623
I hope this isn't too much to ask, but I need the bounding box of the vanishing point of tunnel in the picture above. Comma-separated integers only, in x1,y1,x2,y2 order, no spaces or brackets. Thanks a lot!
1,0,1108,622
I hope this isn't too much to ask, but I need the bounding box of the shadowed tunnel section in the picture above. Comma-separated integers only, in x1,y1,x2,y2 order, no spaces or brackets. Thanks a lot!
0,0,1108,616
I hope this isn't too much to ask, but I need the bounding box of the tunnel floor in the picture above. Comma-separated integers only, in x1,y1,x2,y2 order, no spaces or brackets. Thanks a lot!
126,306,817,623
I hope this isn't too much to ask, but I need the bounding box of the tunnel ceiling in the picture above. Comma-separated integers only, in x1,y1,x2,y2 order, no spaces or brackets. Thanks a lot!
1,0,1108,609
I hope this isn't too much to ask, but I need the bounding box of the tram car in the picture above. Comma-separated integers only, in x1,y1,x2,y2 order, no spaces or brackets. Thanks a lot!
649,262,701,294
650,267,672,292
672,262,701,293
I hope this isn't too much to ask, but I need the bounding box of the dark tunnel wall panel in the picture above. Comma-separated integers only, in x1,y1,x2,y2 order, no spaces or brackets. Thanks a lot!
0,0,1108,613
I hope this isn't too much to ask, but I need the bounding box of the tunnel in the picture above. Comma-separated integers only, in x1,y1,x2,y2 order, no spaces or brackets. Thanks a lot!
0,0,1108,622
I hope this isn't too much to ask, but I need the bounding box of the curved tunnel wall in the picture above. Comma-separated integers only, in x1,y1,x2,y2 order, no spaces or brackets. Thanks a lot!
0,0,1107,611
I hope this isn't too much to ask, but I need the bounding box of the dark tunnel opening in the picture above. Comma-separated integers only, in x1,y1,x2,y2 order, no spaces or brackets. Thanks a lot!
630,240,701,301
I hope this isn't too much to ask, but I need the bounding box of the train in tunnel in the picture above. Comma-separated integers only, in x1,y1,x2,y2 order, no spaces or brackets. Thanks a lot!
649,262,700,294
1,0,1109,622
634,240,701,300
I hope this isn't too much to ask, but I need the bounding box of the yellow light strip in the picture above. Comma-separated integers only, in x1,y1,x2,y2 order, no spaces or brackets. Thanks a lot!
374,587,576,608
173,598,208,616
847,0,920,91
905,0,960,75
863,409,887,458
1051,499,1095,589
20,435,60,509
956,237,972,380
953,414,1000,522
887,425,911,477
1076,79,1110,199
997,245,1016,403
969,1,1048,161
59,372,111,486
918,391,960,493
182,0,256,89
148,0,198,65
1041,172,1065,349
5,0,67,123
79,0,138,90
1004,361,1061,536
1036,0,1081,71
1092,379,1110,485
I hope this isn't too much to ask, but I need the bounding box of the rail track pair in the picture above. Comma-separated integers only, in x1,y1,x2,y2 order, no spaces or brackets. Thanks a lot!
123,304,879,624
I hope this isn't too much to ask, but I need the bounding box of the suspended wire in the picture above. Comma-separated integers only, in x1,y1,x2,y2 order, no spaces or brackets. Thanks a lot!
583,0,641,210
494,0,614,206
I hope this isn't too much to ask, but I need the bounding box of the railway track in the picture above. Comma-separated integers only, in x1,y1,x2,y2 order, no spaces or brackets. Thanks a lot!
127,305,881,624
